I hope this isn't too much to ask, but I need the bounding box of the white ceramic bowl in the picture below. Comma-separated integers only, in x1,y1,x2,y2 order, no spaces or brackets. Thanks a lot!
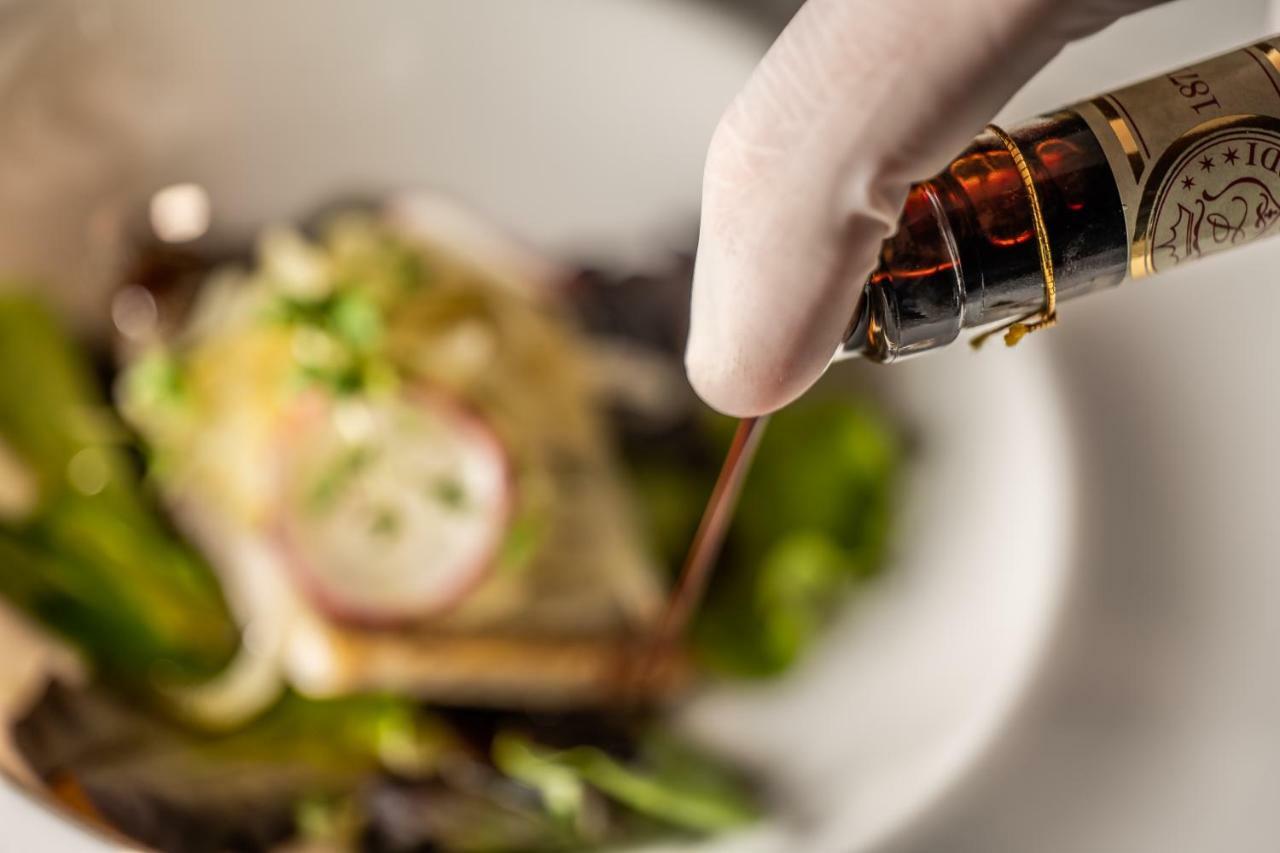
0,2,1074,850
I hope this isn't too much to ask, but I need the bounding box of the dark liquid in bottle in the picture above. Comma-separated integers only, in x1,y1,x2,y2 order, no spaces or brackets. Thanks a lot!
852,112,1128,361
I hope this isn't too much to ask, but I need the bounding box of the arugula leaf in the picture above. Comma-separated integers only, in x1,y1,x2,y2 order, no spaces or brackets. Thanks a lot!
693,401,900,677
623,397,901,679
494,730,757,835
13,681,447,853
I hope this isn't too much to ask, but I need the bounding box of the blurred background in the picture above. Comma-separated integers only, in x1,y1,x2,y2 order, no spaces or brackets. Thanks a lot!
0,0,1278,851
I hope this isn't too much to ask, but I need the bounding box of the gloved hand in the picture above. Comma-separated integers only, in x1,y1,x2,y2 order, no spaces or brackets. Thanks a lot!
686,0,1165,416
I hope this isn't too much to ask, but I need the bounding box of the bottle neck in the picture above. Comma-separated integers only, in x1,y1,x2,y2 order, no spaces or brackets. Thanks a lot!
842,111,1126,363
843,37,1280,363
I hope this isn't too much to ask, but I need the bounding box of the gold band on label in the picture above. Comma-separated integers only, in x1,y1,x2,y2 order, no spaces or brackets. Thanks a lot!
971,123,1059,350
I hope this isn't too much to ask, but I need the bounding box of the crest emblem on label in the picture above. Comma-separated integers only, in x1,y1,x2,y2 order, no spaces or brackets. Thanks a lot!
1135,117,1280,276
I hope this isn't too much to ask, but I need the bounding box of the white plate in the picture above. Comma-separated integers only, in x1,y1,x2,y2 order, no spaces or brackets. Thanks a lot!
0,2,1074,850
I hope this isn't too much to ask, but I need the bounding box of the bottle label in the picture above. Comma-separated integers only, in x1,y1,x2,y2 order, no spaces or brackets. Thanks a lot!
1074,39,1280,277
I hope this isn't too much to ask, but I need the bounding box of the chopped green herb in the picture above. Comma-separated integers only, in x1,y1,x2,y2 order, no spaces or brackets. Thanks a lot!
296,363,366,397
430,477,467,510
397,250,428,290
266,293,333,326
369,505,401,538
329,291,382,351
496,513,542,573
124,351,187,410
306,446,377,515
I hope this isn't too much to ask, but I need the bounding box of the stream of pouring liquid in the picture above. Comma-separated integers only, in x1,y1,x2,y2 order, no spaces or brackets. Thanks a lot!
648,415,770,654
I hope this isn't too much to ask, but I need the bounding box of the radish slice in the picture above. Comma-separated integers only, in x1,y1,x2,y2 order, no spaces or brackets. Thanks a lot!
276,390,511,626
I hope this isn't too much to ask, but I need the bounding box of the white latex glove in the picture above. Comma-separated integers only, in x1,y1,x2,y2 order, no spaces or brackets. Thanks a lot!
686,0,1166,416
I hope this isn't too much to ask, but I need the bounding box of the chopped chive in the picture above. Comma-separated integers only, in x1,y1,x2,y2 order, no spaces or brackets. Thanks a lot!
430,477,468,511
306,446,376,514
369,505,401,538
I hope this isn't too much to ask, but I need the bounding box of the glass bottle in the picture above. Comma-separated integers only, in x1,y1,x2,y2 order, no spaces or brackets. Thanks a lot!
842,37,1280,362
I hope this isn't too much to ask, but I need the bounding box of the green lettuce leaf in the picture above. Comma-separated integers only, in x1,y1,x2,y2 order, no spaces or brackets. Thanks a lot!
0,294,237,684
494,730,757,835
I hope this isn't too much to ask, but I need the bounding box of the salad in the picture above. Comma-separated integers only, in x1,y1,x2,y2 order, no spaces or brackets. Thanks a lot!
0,199,900,852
